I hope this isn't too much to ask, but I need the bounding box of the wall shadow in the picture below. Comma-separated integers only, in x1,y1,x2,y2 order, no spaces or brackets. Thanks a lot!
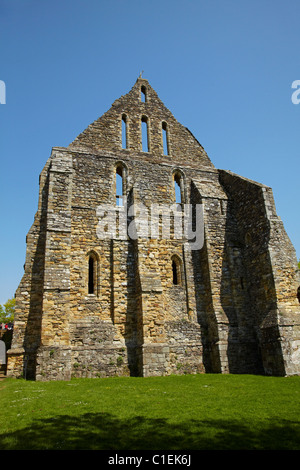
189,174,287,376
190,181,221,373
219,197,265,374
218,171,285,376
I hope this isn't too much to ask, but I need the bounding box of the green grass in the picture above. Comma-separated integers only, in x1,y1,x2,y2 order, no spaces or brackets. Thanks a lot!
0,374,299,450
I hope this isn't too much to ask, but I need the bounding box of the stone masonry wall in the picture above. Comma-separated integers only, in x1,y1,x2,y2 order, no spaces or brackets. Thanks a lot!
7,77,300,380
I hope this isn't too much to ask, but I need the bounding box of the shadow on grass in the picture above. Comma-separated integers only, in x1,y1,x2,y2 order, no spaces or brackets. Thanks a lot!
0,412,299,450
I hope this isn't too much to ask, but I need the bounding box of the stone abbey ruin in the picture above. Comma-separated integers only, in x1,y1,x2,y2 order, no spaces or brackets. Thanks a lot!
7,77,300,380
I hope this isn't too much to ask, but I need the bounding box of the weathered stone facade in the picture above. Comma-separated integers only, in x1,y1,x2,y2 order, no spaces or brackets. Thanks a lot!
7,77,300,380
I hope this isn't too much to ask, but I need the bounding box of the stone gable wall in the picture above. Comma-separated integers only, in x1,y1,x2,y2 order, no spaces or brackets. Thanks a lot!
7,78,300,380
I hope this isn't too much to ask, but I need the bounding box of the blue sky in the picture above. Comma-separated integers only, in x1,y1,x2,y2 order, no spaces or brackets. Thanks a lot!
0,0,299,305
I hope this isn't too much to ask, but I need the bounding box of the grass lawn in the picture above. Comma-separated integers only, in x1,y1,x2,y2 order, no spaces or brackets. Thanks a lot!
0,373,299,450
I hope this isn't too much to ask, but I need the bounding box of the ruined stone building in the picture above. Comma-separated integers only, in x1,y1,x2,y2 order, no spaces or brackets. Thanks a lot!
7,77,300,380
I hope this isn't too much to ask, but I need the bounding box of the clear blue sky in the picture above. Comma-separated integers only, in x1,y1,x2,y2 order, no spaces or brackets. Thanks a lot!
0,0,299,305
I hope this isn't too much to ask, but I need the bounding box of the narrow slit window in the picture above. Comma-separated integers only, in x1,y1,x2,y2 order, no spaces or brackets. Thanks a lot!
220,200,224,215
141,116,149,152
122,115,127,149
172,256,182,286
116,166,123,206
88,256,95,294
162,122,169,155
174,174,182,204
141,85,147,102
172,260,178,285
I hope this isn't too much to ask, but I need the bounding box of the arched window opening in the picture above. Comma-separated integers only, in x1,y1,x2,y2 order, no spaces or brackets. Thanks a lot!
116,165,124,206
88,255,95,294
141,116,149,152
174,173,182,204
172,256,182,286
141,85,147,102
122,114,127,149
162,122,169,155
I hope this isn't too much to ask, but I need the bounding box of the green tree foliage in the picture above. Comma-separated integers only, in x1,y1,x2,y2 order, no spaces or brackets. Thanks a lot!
0,298,15,323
